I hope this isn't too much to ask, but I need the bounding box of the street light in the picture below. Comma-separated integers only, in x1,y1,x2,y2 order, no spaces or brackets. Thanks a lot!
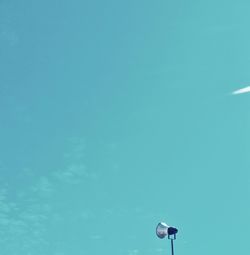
156,222,178,255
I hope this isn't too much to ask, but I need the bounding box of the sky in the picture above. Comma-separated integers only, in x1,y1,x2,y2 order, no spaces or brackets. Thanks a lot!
0,0,250,254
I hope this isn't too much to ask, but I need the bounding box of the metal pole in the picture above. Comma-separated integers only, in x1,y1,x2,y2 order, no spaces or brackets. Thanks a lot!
171,239,174,255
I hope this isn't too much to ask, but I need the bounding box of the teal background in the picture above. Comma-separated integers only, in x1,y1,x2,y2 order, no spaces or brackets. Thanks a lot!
0,1,250,254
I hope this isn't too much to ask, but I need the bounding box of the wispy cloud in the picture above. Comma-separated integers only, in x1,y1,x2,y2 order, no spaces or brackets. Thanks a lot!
232,86,250,95
128,249,139,255
0,136,102,254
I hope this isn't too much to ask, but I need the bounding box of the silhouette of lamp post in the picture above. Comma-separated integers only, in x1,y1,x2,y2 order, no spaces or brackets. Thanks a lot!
156,222,178,255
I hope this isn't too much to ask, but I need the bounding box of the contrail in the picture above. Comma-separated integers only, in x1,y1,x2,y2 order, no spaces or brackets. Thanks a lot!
232,86,250,95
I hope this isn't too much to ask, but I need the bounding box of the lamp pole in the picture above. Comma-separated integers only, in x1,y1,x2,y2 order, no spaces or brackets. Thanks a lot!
168,233,176,255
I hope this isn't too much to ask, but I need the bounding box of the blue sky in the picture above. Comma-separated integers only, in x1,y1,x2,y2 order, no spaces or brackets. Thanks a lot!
0,1,250,254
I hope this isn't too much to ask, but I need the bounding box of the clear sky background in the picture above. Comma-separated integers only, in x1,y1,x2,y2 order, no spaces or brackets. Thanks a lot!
0,1,250,254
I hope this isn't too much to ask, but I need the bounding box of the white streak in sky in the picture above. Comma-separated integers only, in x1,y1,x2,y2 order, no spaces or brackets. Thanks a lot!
232,86,250,95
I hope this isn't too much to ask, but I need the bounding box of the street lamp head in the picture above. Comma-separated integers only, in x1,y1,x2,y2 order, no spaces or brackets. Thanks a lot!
156,222,178,239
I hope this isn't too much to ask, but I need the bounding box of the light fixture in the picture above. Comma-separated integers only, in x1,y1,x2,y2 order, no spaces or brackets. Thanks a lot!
156,222,178,255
